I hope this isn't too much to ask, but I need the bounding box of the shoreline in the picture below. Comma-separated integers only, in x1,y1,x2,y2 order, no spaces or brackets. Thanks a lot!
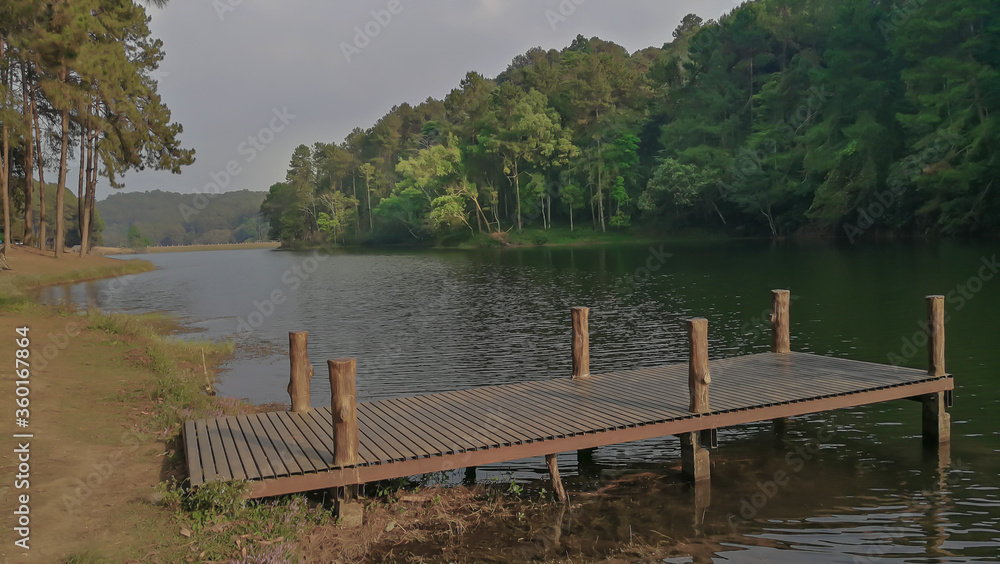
0,253,567,563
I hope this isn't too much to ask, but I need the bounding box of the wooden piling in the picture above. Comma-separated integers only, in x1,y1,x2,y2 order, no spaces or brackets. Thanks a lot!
546,453,568,504
572,307,590,380
679,432,710,482
922,295,950,444
927,295,945,377
328,358,359,467
771,290,791,431
287,332,313,413
681,318,711,482
687,318,710,413
771,290,790,354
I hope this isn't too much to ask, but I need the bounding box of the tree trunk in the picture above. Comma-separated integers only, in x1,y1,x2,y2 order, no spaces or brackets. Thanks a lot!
597,140,605,233
351,173,359,239
77,128,85,233
513,160,522,231
1,121,9,257
569,206,574,232
31,79,46,251
1,37,9,255
80,133,95,256
55,105,68,257
21,62,34,246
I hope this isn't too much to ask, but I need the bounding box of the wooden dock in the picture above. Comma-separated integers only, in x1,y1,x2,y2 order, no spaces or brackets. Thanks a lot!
183,291,954,503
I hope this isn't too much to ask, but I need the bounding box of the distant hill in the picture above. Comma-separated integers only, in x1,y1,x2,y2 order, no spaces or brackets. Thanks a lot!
98,189,269,247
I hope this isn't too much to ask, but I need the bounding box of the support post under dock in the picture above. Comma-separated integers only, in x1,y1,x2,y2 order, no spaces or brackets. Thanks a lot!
546,454,569,504
771,289,791,433
922,295,950,444
329,358,362,526
681,318,711,482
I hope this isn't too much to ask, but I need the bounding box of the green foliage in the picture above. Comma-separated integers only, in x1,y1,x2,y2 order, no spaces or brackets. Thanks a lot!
260,0,1000,242
158,479,328,562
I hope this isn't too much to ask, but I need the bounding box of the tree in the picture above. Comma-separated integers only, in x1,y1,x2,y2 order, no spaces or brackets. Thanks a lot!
481,87,573,231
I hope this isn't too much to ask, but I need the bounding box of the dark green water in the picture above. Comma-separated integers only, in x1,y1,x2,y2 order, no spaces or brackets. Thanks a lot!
41,239,1000,562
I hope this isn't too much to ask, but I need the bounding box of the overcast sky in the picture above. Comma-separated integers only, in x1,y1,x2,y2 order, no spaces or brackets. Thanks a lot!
95,0,745,201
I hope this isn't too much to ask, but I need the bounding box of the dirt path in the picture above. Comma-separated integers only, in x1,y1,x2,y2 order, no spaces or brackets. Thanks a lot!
0,310,182,563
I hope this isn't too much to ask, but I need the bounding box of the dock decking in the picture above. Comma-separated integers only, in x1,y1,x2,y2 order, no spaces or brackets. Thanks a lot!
183,350,953,499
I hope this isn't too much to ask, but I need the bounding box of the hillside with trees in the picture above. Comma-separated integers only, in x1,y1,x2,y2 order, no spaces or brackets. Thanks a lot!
1,0,192,257
98,189,268,247
261,0,998,245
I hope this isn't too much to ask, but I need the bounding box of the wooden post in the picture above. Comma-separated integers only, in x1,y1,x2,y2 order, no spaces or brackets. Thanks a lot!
771,289,790,354
680,431,710,482
328,358,362,526
328,358,359,466
681,318,711,483
572,307,590,380
927,295,945,376
287,332,313,413
923,295,950,444
771,290,790,432
546,453,568,504
687,318,710,413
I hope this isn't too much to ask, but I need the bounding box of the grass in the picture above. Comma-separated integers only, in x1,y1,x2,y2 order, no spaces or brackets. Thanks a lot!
87,310,239,434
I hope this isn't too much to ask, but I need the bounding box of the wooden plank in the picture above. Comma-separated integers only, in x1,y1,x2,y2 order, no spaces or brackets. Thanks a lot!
356,403,424,460
224,416,260,481
410,390,542,446
216,417,247,481
455,384,580,438
379,398,466,454
235,415,276,479
205,419,232,482
424,389,526,445
364,401,444,458
269,411,326,472
285,412,336,468
245,413,290,478
293,410,339,467
194,419,217,484
405,393,514,449
183,420,203,487
444,388,537,444
262,412,314,474
386,396,483,451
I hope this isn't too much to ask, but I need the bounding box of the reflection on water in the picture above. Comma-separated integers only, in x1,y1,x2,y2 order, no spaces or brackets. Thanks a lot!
39,241,1000,561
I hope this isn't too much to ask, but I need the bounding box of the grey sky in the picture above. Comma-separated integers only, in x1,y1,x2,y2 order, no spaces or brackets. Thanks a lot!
96,0,745,200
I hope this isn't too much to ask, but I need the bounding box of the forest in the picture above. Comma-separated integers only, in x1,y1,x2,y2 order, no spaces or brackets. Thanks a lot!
261,0,999,245
0,0,191,256
98,189,267,247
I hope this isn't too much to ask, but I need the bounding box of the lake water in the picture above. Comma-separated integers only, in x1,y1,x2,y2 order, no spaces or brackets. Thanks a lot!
40,240,1000,562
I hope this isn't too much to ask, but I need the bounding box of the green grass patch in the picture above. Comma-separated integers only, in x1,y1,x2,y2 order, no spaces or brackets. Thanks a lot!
86,310,239,434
